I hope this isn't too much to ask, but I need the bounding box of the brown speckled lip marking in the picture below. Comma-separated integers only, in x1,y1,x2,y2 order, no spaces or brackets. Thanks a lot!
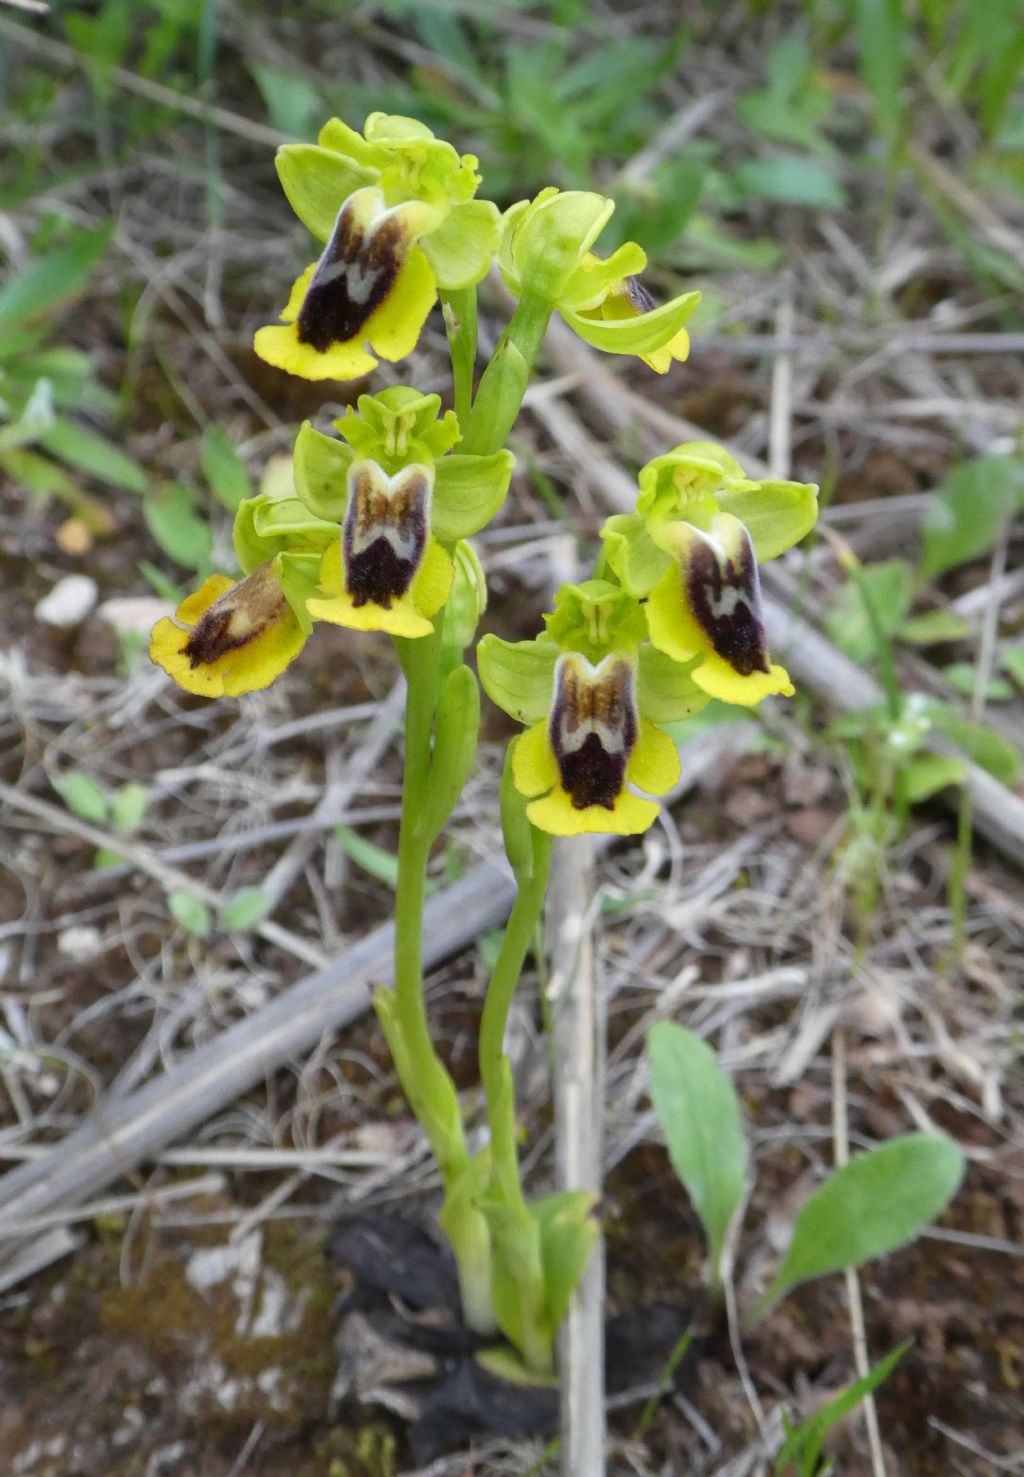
686,526,770,676
624,275,657,313
297,203,405,353
184,565,287,669
550,654,638,810
343,464,429,609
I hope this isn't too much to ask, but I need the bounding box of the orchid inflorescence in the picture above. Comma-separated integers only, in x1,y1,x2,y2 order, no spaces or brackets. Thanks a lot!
150,113,818,1378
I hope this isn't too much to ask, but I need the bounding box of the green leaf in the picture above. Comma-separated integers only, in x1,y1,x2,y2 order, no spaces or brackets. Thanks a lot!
854,0,907,139
757,1134,964,1316
942,663,1014,702
924,703,1021,786
250,63,322,140
111,782,149,834
168,889,212,938
0,224,113,332
534,1189,599,1333
39,420,147,494
1002,648,1024,688
898,610,971,645
920,455,1024,580
219,886,270,932
647,1021,749,1285
201,425,253,512
143,482,213,571
730,155,846,208
334,825,400,888
902,753,966,803
825,560,914,663
54,771,109,825
775,1340,912,1475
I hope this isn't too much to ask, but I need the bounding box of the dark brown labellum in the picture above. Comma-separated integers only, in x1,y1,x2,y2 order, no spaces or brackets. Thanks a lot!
343,465,429,609
297,204,405,352
185,566,287,668
686,528,770,676
550,656,638,810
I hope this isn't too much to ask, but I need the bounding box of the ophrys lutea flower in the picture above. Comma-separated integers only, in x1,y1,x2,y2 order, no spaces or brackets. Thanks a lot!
256,115,500,382
478,580,708,837
602,442,819,705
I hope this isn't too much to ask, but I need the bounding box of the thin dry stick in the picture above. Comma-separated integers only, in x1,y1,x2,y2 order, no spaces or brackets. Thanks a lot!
832,1026,887,1477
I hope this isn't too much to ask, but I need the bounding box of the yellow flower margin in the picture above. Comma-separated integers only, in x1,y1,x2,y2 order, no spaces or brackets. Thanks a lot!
307,537,453,639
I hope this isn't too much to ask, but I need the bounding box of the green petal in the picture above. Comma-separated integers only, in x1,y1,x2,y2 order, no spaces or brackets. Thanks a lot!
477,634,558,724
562,289,700,356
419,199,501,289
637,645,710,725
275,144,378,242
293,420,354,520
600,513,672,597
717,478,819,562
432,450,515,542
561,241,647,312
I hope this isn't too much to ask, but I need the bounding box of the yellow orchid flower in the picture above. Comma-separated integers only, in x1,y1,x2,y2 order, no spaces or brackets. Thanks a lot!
306,459,453,638
150,564,307,697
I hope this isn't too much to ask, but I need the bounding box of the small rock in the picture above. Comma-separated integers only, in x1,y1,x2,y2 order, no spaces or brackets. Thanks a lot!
57,925,103,958
99,596,174,637
34,575,99,629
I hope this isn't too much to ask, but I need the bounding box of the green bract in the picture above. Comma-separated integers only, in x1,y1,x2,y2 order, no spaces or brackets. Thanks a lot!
498,187,700,365
276,113,501,290
292,387,515,540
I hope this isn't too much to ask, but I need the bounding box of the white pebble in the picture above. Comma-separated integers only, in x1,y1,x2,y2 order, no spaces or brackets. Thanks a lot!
35,575,99,629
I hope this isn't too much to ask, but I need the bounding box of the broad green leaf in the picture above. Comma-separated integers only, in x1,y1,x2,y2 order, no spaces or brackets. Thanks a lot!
201,425,253,512
854,0,907,138
902,753,965,803
730,155,846,209
647,1021,749,1285
168,889,212,938
920,456,1024,580
1002,648,1024,688
775,1339,912,1475
925,702,1021,786
250,63,321,139
898,610,971,645
942,663,1014,702
825,560,914,663
39,420,147,494
219,886,270,932
0,224,113,331
55,771,109,825
111,782,149,833
757,1134,964,1316
143,482,213,570
334,825,400,888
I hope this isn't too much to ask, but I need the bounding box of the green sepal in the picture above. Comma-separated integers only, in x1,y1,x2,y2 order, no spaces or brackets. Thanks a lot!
500,188,615,304
637,645,710,725
477,634,557,724
440,541,487,679
543,578,647,660
600,513,672,597
275,143,378,242
717,477,819,561
422,664,480,844
272,550,324,635
637,441,754,518
317,116,382,167
560,240,648,312
292,420,353,521
562,289,700,356
336,386,461,470
233,488,337,573
421,198,501,290
432,449,515,543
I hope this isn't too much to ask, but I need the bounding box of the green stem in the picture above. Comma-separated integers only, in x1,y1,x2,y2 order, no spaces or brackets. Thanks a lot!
440,285,478,428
